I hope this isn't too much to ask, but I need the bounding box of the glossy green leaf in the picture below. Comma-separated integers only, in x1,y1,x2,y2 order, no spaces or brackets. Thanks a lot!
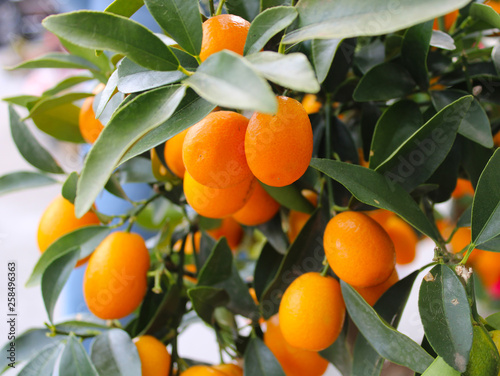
2,95,39,107
352,271,419,376
341,282,433,373
422,357,461,376
95,70,118,118
31,102,84,143
42,248,80,322
18,342,65,376
60,333,99,376
59,38,112,75
117,58,185,93
43,76,95,97
244,337,286,376
27,92,92,120
9,106,64,174
90,329,141,376
185,51,277,114
225,0,260,21
401,21,433,90
430,30,456,51
145,0,202,56
312,38,342,84
43,11,179,71
75,85,186,217
261,209,327,319
188,287,230,324
104,175,130,201
96,92,125,125
464,325,500,375
261,0,292,10
470,3,500,29
369,100,423,169
283,0,470,43
319,322,352,376
27,226,110,287
462,138,493,188
105,0,144,17
118,157,157,184
419,265,472,372
353,62,416,102
62,172,79,204
261,182,315,213
0,171,57,197
7,52,100,71
244,6,297,55
471,149,500,246
431,90,493,148
253,242,283,301
121,89,214,163
375,96,472,192
487,312,500,330
246,51,320,93
256,214,288,255
55,317,108,337
310,159,439,240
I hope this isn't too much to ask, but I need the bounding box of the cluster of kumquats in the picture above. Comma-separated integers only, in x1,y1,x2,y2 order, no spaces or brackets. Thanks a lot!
32,10,500,376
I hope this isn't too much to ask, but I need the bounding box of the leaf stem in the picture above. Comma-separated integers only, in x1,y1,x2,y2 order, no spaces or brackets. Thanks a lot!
278,35,286,54
460,243,476,265
320,257,329,277
215,0,226,16
179,65,194,77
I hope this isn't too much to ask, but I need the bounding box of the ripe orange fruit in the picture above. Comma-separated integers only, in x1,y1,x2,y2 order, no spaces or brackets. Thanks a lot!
279,272,345,351
474,251,500,288
301,94,322,114
134,335,171,376
199,14,250,62
212,364,243,376
433,9,459,30
354,268,399,306
384,216,418,265
451,178,474,199
486,0,500,13
184,264,198,284
151,148,176,182
79,93,104,144
182,366,226,376
164,129,189,178
264,314,329,376
183,171,255,218
448,226,479,263
245,96,313,187
358,148,370,168
37,195,100,267
83,232,150,319
494,131,500,147
232,183,280,226
323,211,396,287
287,190,318,243
173,231,202,255
207,217,243,250
183,111,252,189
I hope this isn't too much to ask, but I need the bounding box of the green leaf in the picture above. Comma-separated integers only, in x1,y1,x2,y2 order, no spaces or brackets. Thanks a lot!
261,0,292,10
341,282,433,373
283,0,470,43
43,11,179,71
105,0,144,17
319,323,352,376
105,175,130,202
312,38,342,84
470,3,500,29
43,76,95,97
471,149,500,246
185,51,277,114
120,89,215,164
351,271,419,376
75,85,186,217
62,172,79,204
225,0,260,21
18,342,65,376
55,317,108,337
246,51,320,93
430,30,456,51
118,157,157,184
188,287,230,324
60,333,99,376
197,240,234,286
9,106,64,174
261,209,327,319
261,182,314,213
90,329,141,376
244,6,298,55
487,312,500,330
353,61,416,102
418,265,473,372
431,90,493,148
244,337,286,376
465,325,500,375
42,248,80,322
27,92,92,120
95,70,118,118
145,0,202,56
401,21,433,90
60,37,113,75
31,102,85,143
27,226,110,287
374,96,472,192
422,357,461,376
0,171,57,196
253,242,283,301
2,95,39,107
310,158,440,240
369,100,423,170
7,52,100,71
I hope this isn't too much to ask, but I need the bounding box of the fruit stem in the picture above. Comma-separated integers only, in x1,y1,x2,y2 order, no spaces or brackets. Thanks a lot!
320,257,330,277
215,0,226,16
176,235,187,287
324,92,335,216
460,243,476,265
278,35,286,54
209,0,215,16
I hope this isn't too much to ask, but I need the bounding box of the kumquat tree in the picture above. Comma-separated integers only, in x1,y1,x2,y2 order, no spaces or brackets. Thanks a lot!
4,0,500,374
